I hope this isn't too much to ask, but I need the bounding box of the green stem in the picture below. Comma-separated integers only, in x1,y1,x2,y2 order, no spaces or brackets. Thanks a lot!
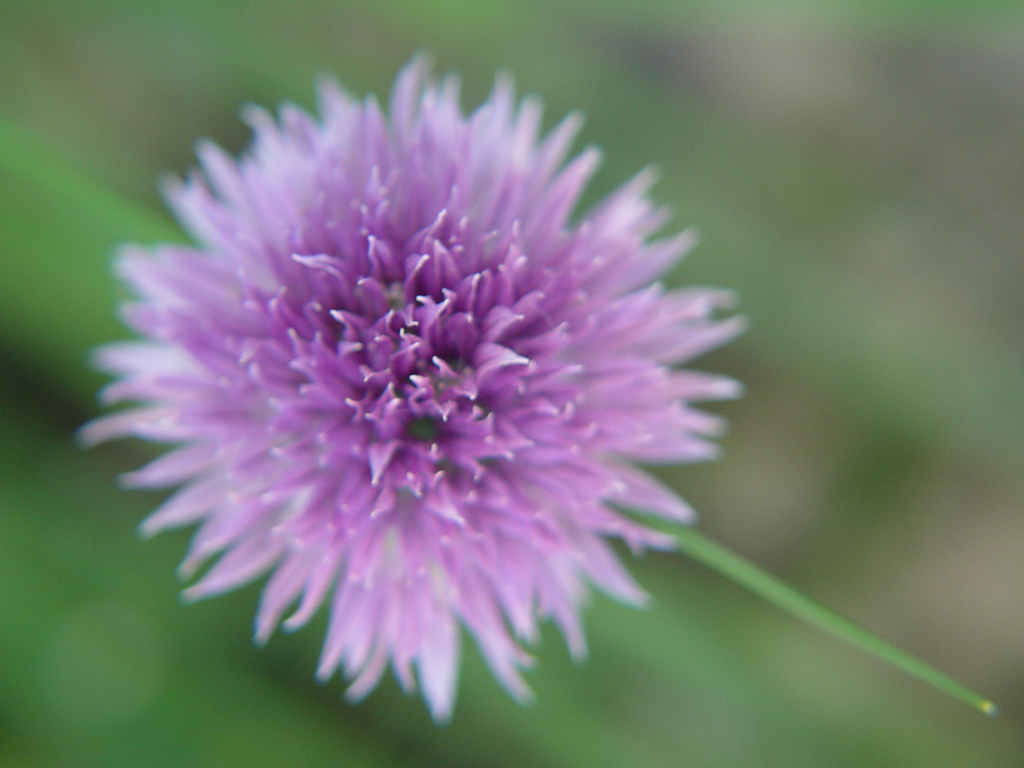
674,525,997,716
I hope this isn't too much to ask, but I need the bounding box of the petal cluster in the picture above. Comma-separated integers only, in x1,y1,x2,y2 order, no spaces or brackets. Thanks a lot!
85,58,742,720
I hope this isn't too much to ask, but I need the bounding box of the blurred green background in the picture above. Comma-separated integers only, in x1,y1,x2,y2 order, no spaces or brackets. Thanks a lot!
1,1,1022,766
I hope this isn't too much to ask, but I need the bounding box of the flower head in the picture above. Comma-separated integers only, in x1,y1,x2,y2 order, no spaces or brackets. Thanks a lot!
84,57,743,721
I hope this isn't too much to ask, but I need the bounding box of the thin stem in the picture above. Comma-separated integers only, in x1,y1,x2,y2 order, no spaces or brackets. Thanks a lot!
673,525,997,716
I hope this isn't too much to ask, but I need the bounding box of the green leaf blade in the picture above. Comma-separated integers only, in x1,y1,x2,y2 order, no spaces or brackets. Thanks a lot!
0,115,182,245
0,115,186,403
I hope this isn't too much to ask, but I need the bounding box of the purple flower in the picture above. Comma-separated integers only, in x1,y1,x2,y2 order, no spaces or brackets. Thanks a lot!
83,57,743,721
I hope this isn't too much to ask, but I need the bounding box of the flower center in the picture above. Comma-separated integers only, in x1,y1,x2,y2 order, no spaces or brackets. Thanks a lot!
384,282,405,311
406,415,441,442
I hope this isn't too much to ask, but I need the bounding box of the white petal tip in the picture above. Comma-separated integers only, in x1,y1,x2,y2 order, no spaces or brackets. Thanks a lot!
75,421,111,448
428,709,454,725
712,377,745,400
179,586,205,604
253,625,275,646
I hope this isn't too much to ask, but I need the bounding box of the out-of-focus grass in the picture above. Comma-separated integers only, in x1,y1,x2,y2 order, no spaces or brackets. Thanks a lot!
1,1,1023,766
